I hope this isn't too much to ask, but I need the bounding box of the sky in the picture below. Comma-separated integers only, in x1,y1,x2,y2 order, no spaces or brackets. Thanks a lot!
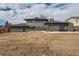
0,3,79,24
0,18,6,25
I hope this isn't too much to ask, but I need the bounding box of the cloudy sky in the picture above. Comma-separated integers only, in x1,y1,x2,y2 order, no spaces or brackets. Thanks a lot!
0,3,79,24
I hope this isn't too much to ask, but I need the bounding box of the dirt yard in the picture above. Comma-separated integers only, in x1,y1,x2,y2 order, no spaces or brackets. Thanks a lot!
0,32,79,56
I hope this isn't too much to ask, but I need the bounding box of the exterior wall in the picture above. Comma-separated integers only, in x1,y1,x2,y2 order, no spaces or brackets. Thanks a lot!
25,26,37,31
10,27,24,32
10,28,23,32
27,22,44,27
67,23,74,31
26,22,45,30
44,23,74,31
44,25,60,31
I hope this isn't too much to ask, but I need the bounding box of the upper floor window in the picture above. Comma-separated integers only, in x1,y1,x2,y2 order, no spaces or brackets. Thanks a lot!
76,19,78,23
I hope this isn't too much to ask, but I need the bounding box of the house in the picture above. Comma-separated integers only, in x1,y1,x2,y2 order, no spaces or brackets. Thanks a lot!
24,17,74,31
66,17,79,31
10,17,74,32
66,17,79,26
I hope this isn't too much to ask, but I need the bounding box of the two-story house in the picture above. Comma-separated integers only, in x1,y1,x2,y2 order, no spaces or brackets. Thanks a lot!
66,17,79,31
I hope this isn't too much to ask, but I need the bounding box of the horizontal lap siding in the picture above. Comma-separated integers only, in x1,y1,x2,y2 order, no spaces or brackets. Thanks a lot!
10,28,24,32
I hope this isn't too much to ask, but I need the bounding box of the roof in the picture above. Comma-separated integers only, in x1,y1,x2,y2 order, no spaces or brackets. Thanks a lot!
44,20,70,25
66,16,79,21
45,20,67,23
24,18,48,21
10,23,28,27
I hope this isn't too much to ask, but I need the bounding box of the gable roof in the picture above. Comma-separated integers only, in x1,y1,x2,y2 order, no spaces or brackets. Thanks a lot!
45,20,65,23
10,23,28,27
66,16,79,21
24,18,48,22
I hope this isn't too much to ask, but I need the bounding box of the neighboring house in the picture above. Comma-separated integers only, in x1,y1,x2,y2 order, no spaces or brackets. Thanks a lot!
66,17,79,31
66,17,79,26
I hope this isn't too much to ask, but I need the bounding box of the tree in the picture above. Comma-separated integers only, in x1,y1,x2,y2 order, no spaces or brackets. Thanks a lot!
39,15,47,19
5,21,10,27
50,18,54,21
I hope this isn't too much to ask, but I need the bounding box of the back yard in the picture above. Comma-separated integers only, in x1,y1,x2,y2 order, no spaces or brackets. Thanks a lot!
0,32,79,56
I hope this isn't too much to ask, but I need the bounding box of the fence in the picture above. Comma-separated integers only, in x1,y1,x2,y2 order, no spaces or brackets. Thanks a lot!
0,27,10,33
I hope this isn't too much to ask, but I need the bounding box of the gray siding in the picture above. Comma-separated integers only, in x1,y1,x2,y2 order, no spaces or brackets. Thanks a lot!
27,22,45,27
44,23,74,31
67,23,74,31
10,22,74,32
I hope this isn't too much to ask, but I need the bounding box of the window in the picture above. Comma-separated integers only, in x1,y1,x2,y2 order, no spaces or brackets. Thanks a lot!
76,19,78,23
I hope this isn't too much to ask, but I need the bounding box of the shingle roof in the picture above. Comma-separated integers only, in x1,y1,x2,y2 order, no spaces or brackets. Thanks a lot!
66,16,79,21
10,23,28,27
24,19,48,21
45,20,65,23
